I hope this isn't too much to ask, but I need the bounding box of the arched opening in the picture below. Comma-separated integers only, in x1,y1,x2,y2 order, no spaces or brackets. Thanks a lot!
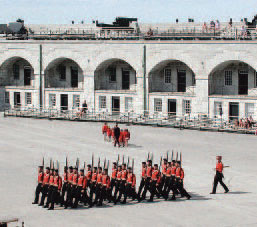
208,61,257,121
94,59,137,91
0,57,34,87
0,57,34,109
44,58,83,89
149,60,195,94
208,61,257,96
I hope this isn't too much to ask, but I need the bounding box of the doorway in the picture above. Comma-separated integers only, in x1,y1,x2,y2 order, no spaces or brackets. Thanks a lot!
238,71,248,95
168,99,176,116
112,96,120,115
14,92,21,107
61,94,68,110
177,70,186,92
229,102,239,121
71,67,78,88
122,70,130,90
24,67,31,86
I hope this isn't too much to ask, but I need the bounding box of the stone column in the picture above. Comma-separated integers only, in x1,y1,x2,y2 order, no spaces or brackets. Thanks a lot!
83,70,95,111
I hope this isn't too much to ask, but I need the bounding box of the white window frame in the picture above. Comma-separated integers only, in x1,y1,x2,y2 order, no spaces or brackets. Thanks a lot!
73,95,80,108
99,96,107,110
183,100,191,114
108,67,116,83
125,97,133,112
224,70,232,86
4,92,9,104
245,103,254,118
164,68,172,84
49,94,56,107
154,98,162,112
25,92,32,105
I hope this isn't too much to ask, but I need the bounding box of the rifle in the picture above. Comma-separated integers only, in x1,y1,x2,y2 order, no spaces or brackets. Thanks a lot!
92,154,94,168
84,161,86,169
65,156,68,168
127,157,130,167
151,153,154,161
175,152,178,162
117,154,120,166
104,158,106,169
159,156,162,171
107,160,109,170
57,161,59,172
53,161,55,170
166,151,169,161
171,150,174,161
50,158,52,169
42,157,44,169
147,152,150,161
98,157,100,168
122,155,124,165
180,152,182,168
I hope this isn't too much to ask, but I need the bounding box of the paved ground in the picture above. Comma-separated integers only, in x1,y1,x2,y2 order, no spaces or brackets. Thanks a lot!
0,115,257,227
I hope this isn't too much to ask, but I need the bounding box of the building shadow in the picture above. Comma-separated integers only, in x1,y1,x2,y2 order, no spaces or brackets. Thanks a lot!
128,144,143,148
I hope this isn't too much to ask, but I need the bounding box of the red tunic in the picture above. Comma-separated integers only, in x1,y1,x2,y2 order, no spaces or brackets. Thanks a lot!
166,167,172,177
121,170,127,180
102,125,108,134
38,172,43,183
171,166,176,176
72,174,78,185
78,175,87,188
107,128,112,137
112,168,117,179
146,166,153,178
162,164,167,175
117,171,122,180
142,167,147,178
97,173,102,184
43,173,50,185
49,175,54,185
86,171,92,180
216,162,223,173
152,170,160,181
68,173,74,183
123,131,130,140
176,167,181,178
102,175,110,187
119,131,124,143
53,176,62,190
92,172,97,182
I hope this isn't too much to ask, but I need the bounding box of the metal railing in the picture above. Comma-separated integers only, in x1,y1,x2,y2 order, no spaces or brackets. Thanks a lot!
4,107,257,135
2,26,257,41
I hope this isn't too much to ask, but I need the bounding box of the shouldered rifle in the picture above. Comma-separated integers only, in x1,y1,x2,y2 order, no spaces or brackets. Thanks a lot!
171,150,174,161
92,154,94,168
98,157,100,168
132,159,134,174
127,157,130,167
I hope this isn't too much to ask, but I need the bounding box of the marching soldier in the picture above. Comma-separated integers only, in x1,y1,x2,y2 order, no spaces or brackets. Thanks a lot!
148,164,161,202
122,167,136,204
64,166,74,209
210,156,229,194
70,167,78,207
117,163,127,203
175,161,191,200
94,167,103,206
73,169,87,208
140,159,153,201
137,162,146,200
160,158,168,192
44,168,54,208
110,162,117,192
113,165,122,204
99,168,111,206
32,165,44,205
39,167,50,206
164,161,176,200
60,166,68,207
48,169,62,210
88,167,97,207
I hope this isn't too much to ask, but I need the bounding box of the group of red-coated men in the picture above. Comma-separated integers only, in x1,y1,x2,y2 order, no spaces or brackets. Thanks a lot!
32,153,193,210
102,123,130,147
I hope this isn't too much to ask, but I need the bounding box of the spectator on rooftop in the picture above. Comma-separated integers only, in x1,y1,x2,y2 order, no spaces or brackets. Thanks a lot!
215,20,220,31
202,22,208,33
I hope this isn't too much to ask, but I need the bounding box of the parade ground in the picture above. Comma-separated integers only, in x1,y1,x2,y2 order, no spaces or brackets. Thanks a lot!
0,115,257,227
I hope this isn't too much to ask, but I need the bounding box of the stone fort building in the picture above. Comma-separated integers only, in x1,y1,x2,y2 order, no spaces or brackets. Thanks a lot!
0,18,257,121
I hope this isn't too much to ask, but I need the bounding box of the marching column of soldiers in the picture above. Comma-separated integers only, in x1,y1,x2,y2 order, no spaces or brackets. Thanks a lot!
32,152,192,210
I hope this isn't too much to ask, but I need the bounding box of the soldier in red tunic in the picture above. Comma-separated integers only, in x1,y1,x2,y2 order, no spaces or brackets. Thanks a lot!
117,163,127,203
148,164,161,202
60,166,68,207
64,166,74,209
113,165,122,204
93,167,103,206
121,167,136,204
211,156,229,194
102,122,108,141
32,165,44,204
73,169,87,208
140,159,153,201
39,167,50,206
44,168,54,208
99,168,111,206
48,169,62,210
